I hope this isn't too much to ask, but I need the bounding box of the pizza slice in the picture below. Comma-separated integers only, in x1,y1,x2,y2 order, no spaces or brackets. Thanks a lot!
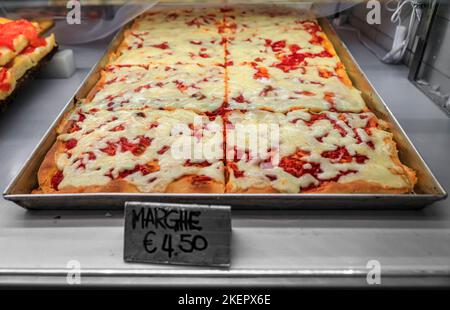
226,23,341,69
222,6,343,72
0,19,33,66
83,63,225,113
227,63,366,113
225,110,416,193
221,5,314,35
0,19,57,102
132,7,225,33
36,108,225,193
113,28,225,66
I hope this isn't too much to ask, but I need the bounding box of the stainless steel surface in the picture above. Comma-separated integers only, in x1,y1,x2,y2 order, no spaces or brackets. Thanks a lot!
3,18,447,210
0,27,449,287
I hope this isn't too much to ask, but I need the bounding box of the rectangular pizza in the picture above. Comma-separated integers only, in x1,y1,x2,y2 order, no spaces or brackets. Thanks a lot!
35,108,225,193
83,63,226,113
33,6,416,195
224,109,416,193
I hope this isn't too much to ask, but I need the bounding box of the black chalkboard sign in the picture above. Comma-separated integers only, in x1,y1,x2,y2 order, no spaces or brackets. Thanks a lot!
124,202,231,267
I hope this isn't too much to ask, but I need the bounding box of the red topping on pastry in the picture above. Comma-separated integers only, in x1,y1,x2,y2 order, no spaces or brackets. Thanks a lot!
253,66,270,80
232,93,249,104
274,50,332,72
157,145,170,155
100,136,152,156
0,68,11,91
65,139,77,150
191,175,213,184
259,85,275,97
110,124,125,132
51,170,64,190
318,68,335,79
118,164,155,178
321,146,368,164
174,80,188,92
151,42,169,49
184,160,211,167
0,20,46,51
227,161,245,178
296,91,315,96
300,21,325,45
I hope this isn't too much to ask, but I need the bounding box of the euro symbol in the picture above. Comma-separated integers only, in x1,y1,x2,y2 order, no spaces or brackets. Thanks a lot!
143,231,157,254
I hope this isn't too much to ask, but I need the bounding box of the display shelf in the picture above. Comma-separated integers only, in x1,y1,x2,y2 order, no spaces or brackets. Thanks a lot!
0,31,449,287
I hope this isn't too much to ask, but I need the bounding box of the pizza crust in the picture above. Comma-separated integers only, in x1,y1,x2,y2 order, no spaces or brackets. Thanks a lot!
165,175,224,193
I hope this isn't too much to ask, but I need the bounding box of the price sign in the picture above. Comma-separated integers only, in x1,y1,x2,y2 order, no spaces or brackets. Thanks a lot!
123,202,231,267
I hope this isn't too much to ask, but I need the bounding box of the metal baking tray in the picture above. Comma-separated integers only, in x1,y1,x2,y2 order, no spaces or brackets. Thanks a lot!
3,12,447,210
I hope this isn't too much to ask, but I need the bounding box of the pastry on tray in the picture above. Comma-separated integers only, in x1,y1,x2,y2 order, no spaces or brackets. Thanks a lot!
34,6,416,194
0,18,57,104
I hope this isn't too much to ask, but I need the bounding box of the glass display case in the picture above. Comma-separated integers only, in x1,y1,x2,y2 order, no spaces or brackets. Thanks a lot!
0,0,449,289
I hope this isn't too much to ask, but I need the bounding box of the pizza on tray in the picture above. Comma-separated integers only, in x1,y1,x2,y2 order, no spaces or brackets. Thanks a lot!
0,18,57,103
34,6,416,194
225,110,416,193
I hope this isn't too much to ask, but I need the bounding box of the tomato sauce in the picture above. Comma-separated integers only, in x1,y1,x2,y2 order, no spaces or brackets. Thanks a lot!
321,146,368,164
118,164,153,178
184,160,211,167
51,170,64,190
227,161,244,178
191,175,213,184
100,136,152,156
279,148,363,191
109,124,125,132
232,93,249,103
151,42,169,49
65,139,78,150
274,50,332,72
253,66,270,79
0,20,46,51
0,68,11,92
157,145,170,155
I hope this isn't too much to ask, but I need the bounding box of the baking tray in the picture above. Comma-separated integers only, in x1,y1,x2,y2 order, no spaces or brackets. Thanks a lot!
3,12,447,210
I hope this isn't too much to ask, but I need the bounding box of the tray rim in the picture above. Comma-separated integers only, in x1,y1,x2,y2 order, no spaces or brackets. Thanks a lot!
2,12,448,210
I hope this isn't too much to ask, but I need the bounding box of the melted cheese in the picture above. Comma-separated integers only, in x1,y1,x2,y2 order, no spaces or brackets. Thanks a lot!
226,110,412,193
45,7,414,194
56,109,224,192
223,6,315,31
85,63,225,112
116,30,225,66
132,8,224,32
228,64,366,112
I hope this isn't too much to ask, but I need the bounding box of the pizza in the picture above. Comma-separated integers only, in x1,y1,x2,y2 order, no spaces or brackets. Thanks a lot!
227,63,366,112
35,108,225,193
223,7,342,68
34,6,416,195
83,63,225,113
225,110,416,193
0,18,57,103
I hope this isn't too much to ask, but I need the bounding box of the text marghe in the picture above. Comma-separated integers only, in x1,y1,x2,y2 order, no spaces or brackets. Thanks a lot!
131,207,202,232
